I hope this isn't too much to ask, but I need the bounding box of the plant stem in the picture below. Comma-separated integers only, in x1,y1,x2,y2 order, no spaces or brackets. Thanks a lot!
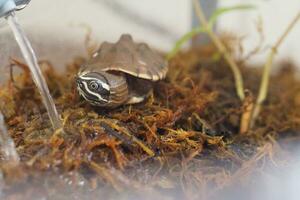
251,12,300,126
239,91,254,134
192,0,245,100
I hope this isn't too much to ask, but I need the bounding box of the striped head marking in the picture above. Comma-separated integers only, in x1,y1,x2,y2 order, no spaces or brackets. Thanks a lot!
76,72,110,106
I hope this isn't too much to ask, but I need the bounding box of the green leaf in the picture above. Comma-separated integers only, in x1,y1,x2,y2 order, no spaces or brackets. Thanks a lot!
167,4,256,60
208,5,256,28
167,27,207,60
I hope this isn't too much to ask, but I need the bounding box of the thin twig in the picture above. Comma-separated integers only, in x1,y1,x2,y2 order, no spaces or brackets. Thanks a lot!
192,0,245,100
251,12,300,127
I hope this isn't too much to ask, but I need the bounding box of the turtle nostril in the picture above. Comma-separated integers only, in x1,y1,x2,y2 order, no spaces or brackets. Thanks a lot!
75,77,81,84
75,78,84,89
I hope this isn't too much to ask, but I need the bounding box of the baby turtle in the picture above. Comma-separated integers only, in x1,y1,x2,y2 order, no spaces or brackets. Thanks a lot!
76,34,168,107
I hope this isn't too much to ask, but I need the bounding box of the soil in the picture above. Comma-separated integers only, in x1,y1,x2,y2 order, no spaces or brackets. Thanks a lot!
0,45,300,200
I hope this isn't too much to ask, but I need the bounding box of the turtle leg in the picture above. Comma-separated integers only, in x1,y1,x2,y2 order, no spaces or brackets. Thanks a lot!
126,89,152,104
125,76,153,105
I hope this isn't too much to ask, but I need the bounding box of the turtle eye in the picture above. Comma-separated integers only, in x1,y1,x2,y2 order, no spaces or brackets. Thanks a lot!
89,81,99,90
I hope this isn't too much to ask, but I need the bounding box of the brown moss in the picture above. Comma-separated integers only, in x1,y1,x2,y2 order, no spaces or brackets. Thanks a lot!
0,46,300,199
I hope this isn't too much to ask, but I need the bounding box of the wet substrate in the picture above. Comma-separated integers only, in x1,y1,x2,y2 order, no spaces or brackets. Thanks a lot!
1,46,300,199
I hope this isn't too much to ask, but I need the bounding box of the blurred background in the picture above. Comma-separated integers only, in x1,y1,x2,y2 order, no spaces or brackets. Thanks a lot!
0,0,299,70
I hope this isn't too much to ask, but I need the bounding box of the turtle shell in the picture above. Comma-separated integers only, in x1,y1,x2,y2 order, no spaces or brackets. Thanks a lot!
82,34,168,81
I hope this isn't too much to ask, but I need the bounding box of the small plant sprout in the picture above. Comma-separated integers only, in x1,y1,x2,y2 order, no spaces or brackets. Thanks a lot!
170,1,300,134
168,0,255,101
250,12,300,127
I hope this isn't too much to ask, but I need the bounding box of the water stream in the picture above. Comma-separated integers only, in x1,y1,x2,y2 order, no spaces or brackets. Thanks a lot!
6,12,62,130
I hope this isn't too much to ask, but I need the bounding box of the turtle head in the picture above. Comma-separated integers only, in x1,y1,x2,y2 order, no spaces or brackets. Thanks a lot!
76,71,111,106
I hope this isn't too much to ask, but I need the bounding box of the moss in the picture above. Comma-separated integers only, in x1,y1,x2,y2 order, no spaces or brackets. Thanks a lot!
1,46,300,199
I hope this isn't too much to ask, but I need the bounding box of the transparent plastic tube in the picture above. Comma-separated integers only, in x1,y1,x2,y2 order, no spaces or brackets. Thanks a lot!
6,12,62,130
0,112,19,165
